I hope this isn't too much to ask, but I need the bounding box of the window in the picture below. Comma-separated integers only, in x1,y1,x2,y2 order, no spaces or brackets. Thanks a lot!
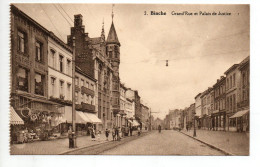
227,78,229,90
90,84,94,90
227,98,229,111
233,94,236,111
18,31,26,53
49,49,56,68
17,67,29,92
50,77,56,96
67,59,71,75
230,76,232,88
81,93,84,103
35,41,43,63
67,83,71,100
35,73,44,96
75,77,79,86
81,79,84,87
60,80,64,98
75,92,78,104
86,81,89,88
233,73,236,87
230,96,233,112
59,55,64,72
242,72,246,87
108,51,112,58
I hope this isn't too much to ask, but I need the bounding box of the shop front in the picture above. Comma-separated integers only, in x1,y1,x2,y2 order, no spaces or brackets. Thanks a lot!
11,94,66,142
229,109,249,132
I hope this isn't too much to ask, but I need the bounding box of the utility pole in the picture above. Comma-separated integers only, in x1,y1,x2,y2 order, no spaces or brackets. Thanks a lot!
193,112,196,137
72,37,77,147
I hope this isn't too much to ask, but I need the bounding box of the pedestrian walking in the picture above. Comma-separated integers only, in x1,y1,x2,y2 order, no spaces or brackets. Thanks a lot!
130,126,133,136
105,128,110,141
68,126,73,148
138,126,141,136
97,131,101,142
112,127,116,141
91,126,96,141
186,124,189,131
121,126,125,138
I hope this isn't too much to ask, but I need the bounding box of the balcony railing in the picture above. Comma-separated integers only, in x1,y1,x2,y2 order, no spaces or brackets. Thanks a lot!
81,86,94,97
237,99,249,109
81,102,95,113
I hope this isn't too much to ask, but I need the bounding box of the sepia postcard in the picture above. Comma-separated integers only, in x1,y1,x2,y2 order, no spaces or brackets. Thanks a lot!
2,0,260,166
8,3,250,156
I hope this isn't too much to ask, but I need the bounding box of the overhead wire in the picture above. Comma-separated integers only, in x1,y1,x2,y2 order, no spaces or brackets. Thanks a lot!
53,4,73,27
58,4,74,23
39,4,65,41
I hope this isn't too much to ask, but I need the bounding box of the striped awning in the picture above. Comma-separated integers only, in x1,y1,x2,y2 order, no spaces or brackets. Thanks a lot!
10,107,24,125
230,109,249,118
83,112,102,124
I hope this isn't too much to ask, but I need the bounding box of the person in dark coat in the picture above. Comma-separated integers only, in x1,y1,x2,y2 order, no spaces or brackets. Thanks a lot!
91,126,96,141
68,126,73,148
130,126,133,136
105,129,110,141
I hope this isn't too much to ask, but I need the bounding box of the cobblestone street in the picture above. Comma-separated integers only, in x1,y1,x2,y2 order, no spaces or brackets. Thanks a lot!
101,130,225,155
180,129,249,155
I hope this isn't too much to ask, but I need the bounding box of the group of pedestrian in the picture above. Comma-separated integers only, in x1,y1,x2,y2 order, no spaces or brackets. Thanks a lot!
68,124,140,148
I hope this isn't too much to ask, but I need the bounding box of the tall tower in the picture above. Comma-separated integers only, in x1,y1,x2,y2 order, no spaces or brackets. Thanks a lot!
106,11,121,118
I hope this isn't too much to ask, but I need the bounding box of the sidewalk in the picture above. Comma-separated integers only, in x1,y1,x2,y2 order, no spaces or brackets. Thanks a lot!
179,129,249,155
10,131,139,155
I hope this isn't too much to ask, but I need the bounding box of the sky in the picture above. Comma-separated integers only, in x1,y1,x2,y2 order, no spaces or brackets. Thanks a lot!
14,4,249,119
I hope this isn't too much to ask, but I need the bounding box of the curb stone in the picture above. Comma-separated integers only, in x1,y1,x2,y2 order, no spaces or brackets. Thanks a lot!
178,131,235,156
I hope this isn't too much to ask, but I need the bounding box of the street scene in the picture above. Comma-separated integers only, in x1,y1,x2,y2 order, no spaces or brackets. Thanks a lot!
9,4,249,155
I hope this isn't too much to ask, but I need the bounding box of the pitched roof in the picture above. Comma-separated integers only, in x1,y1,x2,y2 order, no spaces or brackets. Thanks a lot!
107,22,120,45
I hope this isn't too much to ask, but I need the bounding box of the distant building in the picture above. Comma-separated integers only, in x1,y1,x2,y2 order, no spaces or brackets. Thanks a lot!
141,104,150,130
194,93,202,128
212,76,226,131
229,56,250,132
200,87,213,130
224,64,241,131
126,89,141,123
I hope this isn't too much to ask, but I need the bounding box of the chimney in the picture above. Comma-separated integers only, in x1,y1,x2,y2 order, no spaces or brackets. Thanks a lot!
74,14,83,27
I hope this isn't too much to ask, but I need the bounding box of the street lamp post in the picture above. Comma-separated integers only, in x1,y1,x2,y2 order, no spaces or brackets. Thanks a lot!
72,37,77,147
193,112,196,137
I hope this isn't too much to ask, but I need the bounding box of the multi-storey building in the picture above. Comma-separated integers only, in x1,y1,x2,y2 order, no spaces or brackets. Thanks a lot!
224,64,241,131
212,76,226,131
194,93,202,128
126,88,141,124
118,83,127,127
141,104,150,130
237,56,250,132
125,98,135,127
229,56,250,132
10,5,64,133
67,14,120,130
74,66,101,132
200,87,213,130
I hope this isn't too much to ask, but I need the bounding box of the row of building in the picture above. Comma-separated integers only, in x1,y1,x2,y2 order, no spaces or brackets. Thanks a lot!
10,5,151,140
164,56,249,132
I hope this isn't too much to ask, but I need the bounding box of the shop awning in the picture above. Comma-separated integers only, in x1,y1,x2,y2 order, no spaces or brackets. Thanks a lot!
132,120,140,126
78,111,92,123
83,112,102,124
230,109,249,119
10,107,24,125
128,120,133,124
63,107,89,124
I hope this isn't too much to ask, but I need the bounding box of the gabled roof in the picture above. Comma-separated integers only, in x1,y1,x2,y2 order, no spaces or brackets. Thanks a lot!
107,21,120,45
